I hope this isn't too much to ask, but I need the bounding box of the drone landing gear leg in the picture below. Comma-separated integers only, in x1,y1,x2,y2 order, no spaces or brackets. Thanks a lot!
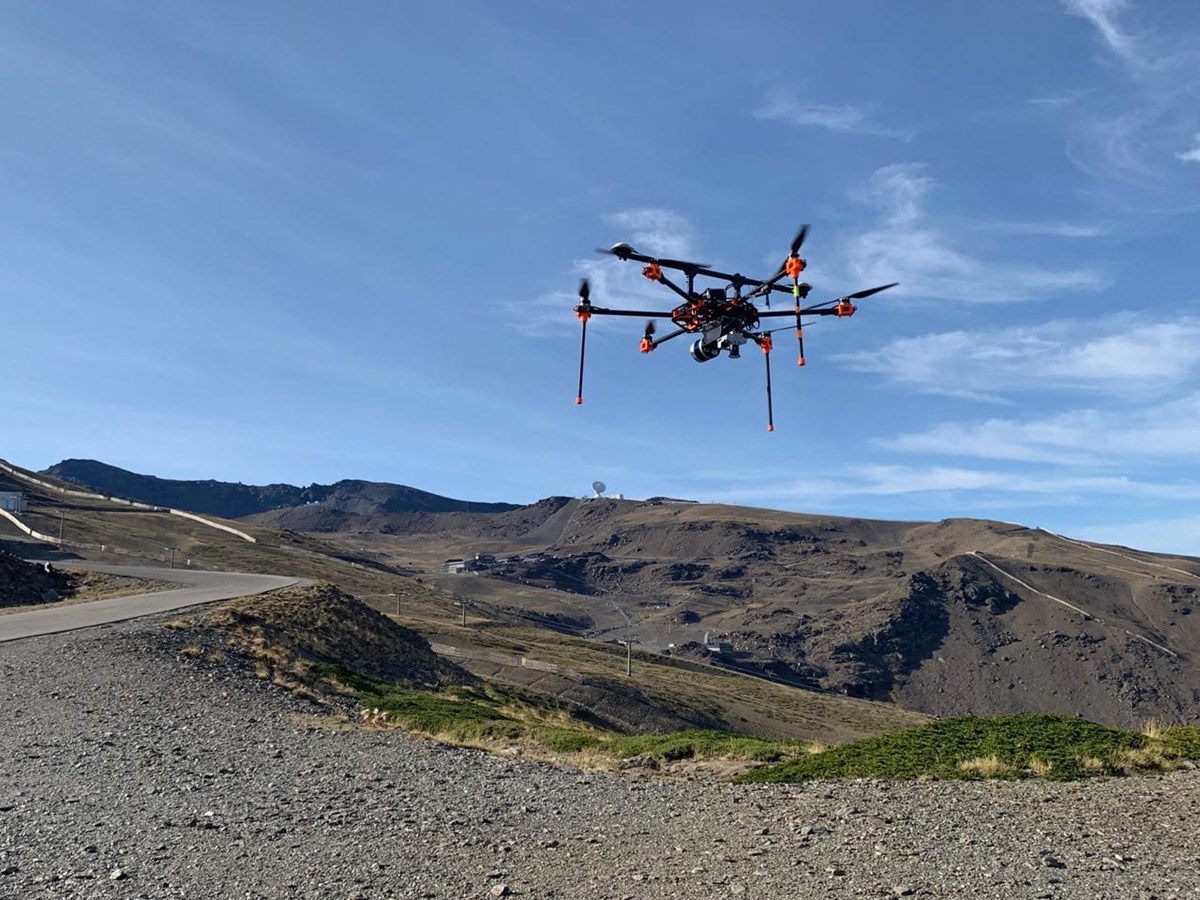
575,280,592,405
792,278,808,367
759,334,775,432
575,314,588,405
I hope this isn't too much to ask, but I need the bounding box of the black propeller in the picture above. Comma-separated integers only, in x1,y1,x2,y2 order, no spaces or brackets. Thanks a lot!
788,224,809,257
594,243,711,270
579,278,590,303
643,319,656,340
754,225,811,307
805,281,900,311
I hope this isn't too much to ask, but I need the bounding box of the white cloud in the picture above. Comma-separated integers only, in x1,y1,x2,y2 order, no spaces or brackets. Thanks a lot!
884,393,1200,465
754,88,911,140
839,315,1200,399
508,208,698,337
605,208,696,260
699,463,1200,509
1177,134,1200,163
1056,3,1200,202
980,220,1109,238
843,164,1108,302
1062,0,1139,65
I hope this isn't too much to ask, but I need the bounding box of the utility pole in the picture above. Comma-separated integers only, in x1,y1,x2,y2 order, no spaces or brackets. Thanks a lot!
619,639,633,677
58,510,64,543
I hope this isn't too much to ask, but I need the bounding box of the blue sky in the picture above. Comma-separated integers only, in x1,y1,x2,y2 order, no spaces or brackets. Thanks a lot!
4,1,1200,553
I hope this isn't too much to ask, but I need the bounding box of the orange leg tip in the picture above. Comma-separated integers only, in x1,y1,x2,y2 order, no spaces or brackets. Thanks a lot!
767,424,775,432
575,397,583,405
797,357,806,367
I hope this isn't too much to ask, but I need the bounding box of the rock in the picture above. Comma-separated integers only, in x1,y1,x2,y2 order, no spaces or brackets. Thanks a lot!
488,885,510,897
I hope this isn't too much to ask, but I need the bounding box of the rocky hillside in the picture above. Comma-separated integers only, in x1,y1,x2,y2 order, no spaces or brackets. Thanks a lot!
278,497,1200,729
42,459,520,519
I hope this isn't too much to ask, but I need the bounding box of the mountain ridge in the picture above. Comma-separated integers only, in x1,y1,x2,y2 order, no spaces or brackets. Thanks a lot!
41,459,520,520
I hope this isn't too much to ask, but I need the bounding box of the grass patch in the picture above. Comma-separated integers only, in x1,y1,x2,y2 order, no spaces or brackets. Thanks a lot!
606,730,803,763
737,714,1200,783
313,662,806,765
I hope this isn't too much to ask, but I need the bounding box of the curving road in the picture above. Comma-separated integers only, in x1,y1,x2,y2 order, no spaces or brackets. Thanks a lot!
0,564,305,643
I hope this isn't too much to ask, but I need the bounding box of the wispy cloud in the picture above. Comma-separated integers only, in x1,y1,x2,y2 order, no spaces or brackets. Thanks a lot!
842,164,1107,303
885,392,1200,465
754,88,912,140
979,220,1109,238
838,315,1200,400
507,208,698,337
605,208,697,259
1056,2,1200,203
1062,0,1140,66
699,463,1200,508
1177,134,1200,163
1029,89,1090,108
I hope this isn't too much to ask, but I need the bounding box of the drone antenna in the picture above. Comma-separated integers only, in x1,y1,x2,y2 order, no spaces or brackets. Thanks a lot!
575,279,591,404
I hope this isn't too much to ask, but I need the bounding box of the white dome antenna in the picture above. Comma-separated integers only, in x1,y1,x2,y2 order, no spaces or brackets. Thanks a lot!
591,480,606,499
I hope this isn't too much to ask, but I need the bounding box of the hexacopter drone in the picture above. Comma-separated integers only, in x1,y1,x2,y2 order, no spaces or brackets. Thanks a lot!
572,225,898,430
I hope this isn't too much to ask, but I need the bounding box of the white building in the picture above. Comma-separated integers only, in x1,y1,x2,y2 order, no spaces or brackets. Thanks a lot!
0,492,27,513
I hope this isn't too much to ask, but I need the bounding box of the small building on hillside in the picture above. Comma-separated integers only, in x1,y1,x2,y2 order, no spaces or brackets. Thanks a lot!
0,492,27,513
446,555,495,574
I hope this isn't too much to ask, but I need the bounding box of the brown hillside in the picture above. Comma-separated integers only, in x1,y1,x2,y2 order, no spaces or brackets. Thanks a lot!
281,498,1200,729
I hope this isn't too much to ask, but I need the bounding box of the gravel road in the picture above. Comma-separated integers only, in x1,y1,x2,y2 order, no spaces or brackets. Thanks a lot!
2,616,1198,900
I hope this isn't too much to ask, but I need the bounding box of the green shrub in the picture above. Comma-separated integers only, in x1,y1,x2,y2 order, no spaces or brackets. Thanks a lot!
736,714,1200,783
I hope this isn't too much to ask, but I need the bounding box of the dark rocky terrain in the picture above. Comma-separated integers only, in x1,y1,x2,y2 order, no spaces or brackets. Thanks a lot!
0,550,70,607
42,459,520,519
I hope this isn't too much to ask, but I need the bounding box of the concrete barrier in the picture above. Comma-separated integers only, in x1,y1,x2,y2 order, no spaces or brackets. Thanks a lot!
0,508,62,545
0,459,255,543
167,509,256,543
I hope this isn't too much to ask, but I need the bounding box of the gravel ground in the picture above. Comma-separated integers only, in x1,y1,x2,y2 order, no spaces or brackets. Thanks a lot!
2,617,1199,900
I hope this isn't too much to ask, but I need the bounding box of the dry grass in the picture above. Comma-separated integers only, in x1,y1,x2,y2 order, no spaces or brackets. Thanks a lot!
1028,757,1054,777
1110,745,1169,772
1079,755,1108,773
958,755,1018,778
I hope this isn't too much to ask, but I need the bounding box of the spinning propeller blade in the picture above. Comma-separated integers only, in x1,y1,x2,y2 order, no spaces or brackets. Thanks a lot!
759,224,811,308
805,281,900,311
789,224,809,257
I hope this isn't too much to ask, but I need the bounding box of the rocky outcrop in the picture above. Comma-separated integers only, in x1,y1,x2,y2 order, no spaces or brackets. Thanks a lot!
0,550,70,607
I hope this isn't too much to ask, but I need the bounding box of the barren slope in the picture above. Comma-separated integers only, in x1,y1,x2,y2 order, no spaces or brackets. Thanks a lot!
296,498,1200,728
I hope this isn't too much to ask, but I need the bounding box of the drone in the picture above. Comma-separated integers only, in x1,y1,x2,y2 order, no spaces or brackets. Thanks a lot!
572,225,898,430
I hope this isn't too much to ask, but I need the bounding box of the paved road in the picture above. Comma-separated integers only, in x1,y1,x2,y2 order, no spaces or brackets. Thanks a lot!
0,564,304,643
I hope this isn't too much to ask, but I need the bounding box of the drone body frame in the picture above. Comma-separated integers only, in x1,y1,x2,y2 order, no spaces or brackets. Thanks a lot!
573,226,897,431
